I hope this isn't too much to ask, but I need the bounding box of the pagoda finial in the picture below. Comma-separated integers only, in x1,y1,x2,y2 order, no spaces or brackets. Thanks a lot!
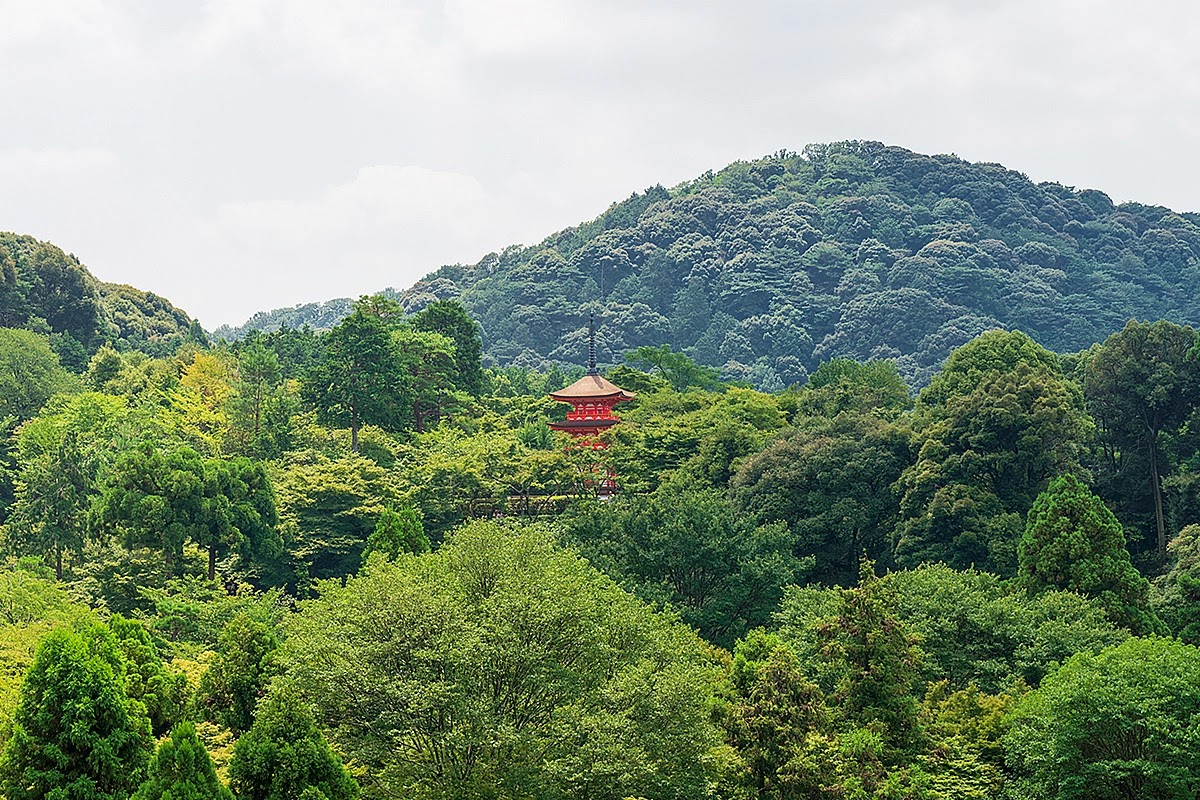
587,313,598,375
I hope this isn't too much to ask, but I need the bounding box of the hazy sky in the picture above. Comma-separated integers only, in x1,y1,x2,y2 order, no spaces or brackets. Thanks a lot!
2,0,1198,328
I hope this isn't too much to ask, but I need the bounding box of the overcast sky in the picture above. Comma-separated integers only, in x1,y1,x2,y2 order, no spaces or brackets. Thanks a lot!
2,0,1198,328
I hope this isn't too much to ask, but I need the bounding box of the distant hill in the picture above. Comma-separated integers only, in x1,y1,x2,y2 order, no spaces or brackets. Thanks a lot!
0,232,205,368
219,141,1200,386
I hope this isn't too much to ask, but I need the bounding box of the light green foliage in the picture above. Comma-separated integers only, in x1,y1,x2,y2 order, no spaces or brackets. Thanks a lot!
626,344,722,391
731,412,913,585
895,332,1090,574
5,392,134,578
396,424,574,542
606,386,787,492
0,328,77,421
363,506,428,560
227,683,358,800
1,624,154,800
196,613,277,734
140,578,291,649
883,564,1125,691
279,520,725,800
1019,474,1159,633
0,565,95,736
1155,524,1200,642
270,450,399,585
132,722,233,800
562,488,810,648
108,615,190,736
1004,637,1200,800
917,682,1014,800
800,357,911,418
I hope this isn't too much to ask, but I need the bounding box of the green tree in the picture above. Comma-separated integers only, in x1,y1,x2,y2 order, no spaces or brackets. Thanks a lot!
132,722,233,800
720,630,829,798
91,443,206,575
895,331,1090,574
820,560,924,759
1019,474,1159,633
1004,637,1200,800
800,357,911,418
196,613,277,734
1156,523,1200,642
562,488,810,648
303,306,403,452
109,614,189,737
0,328,76,421
411,299,485,396
196,457,281,581
279,519,725,800
1084,320,1200,555
731,412,913,585
226,683,358,800
1,624,153,800
363,505,428,560
625,344,721,392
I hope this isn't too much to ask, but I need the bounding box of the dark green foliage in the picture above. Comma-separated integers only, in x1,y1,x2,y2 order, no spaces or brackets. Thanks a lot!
0,233,203,363
109,614,189,737
882,564,1125,691
203,141,1200,389
1,624,153,800
1083,319,1200,555
1004,637,1200,800
895,331,1089,574
132,722,233,800
720,630,829,797
227,684,358,800
819,561,924,758
731,412,913,585
363,505,428,560
411,299,485,396
1019,474,1160,633
91,443,206,574
800,357,911,418
562,489,810,648
196,613,277,734
302,306,404,452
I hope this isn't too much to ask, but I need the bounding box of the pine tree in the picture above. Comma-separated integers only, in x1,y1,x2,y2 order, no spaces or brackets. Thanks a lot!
132,722,233,800
1019,474,1160,634
109,614,189,737
1,625,154,800
227,684,358,800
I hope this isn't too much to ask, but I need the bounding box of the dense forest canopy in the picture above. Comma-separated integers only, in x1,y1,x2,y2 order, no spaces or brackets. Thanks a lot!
223,141,1200,389
3,141,1200,799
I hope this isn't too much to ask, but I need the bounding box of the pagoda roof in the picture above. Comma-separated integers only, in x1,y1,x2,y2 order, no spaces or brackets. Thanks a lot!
549,373,636,401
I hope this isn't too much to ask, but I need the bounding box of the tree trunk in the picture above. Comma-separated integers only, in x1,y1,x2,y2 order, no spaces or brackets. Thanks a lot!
1150,433,1167,555
55,538,62,581
209,545,217,582
351,406,360,453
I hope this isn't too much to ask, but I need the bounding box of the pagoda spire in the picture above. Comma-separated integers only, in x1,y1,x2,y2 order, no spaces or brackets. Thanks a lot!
587,313,598,375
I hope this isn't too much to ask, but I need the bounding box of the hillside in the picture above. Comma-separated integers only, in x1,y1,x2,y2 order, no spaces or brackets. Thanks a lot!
223,141,1200,386
0,232,206,367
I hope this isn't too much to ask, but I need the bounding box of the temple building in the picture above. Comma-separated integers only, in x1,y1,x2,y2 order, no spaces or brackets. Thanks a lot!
548,316,635,449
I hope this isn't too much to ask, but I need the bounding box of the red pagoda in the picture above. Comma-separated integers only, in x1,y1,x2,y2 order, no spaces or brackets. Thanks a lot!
548,316,635,450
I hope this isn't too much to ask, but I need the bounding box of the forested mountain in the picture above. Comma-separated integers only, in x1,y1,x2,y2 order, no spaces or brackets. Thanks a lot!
225,141,1200,386
0,232,206,368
